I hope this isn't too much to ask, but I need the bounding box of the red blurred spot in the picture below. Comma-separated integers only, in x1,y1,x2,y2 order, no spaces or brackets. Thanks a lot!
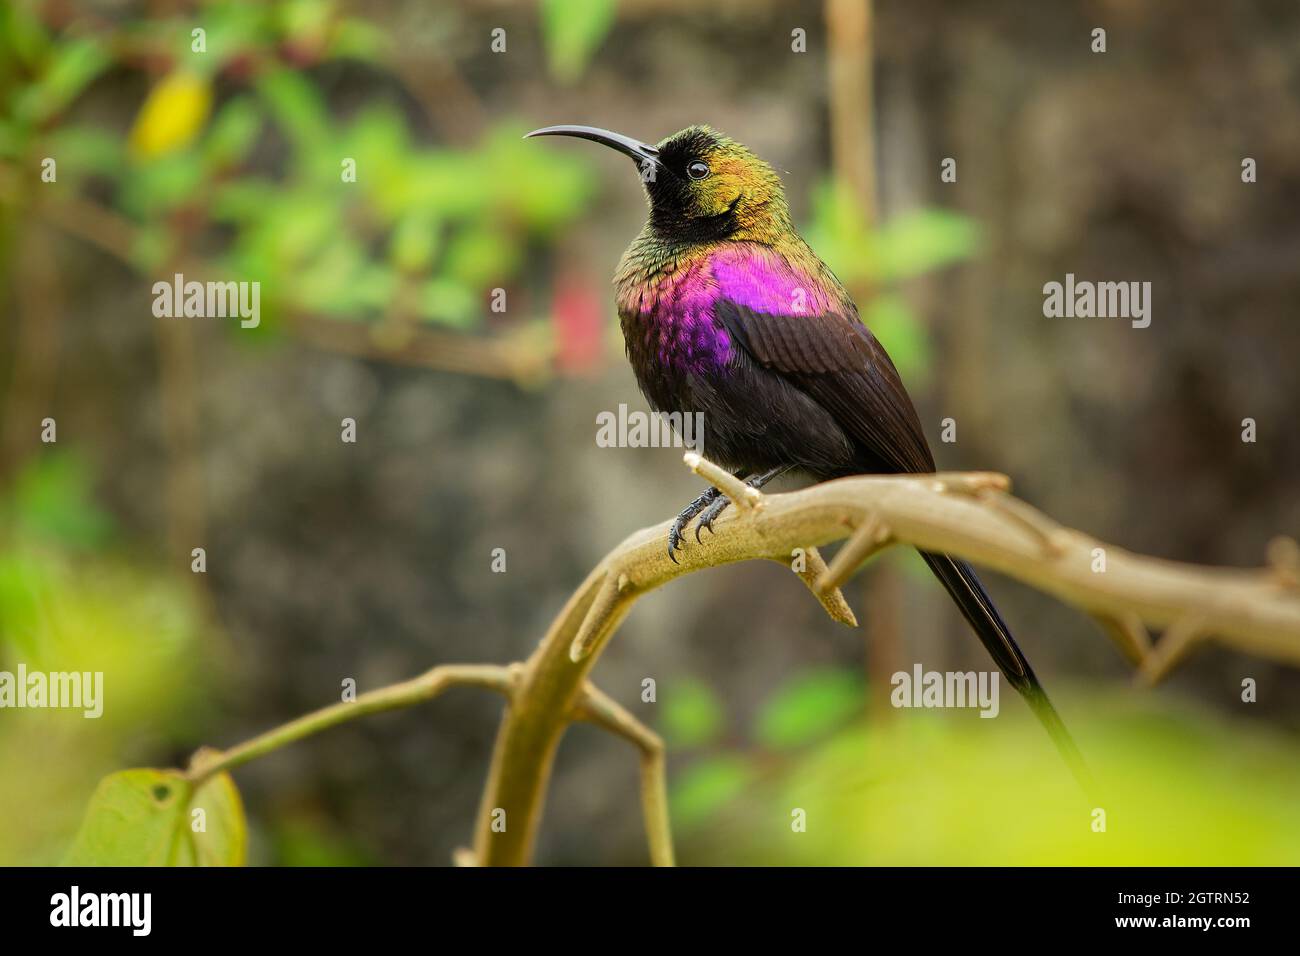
551,273,606,375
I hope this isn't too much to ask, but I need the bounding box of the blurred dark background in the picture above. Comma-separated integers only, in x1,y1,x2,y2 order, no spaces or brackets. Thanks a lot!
1,0,1298,865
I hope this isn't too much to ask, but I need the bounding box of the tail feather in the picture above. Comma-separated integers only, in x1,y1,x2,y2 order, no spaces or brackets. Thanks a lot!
920,551,1094,795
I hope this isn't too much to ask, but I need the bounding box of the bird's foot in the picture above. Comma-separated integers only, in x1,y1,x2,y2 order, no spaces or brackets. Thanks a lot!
667,486,723,563
693,465,794,542
694,493,732,542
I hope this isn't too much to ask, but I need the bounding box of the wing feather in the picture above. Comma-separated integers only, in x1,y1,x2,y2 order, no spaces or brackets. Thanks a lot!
713,297,934,474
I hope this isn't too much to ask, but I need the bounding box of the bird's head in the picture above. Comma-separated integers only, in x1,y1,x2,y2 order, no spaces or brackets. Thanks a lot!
525,124,791,244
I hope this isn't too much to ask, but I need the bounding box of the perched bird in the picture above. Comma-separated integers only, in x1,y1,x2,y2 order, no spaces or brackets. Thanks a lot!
527,123,1087,780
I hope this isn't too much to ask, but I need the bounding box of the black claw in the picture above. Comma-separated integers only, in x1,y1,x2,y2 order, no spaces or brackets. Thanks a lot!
667,518,688,563
694,496,732,542
665,485,725,563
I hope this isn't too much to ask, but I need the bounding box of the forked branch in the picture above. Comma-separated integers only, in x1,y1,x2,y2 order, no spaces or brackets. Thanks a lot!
186,663,516,786
471,453,1300,866
185,454,1300,868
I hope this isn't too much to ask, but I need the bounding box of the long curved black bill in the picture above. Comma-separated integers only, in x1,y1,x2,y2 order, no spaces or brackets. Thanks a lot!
524,125,662,177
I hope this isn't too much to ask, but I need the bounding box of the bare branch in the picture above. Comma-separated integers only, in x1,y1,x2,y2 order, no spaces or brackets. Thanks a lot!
185,664,515,785
573,682,674,867
473,454,1300,866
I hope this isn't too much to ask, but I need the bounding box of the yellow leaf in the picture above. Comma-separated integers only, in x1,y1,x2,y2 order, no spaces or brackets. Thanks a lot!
129,71,212,159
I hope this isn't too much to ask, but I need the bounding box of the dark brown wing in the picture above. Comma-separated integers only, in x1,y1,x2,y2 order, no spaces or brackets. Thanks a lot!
714,299,935,475
713,283,1090,788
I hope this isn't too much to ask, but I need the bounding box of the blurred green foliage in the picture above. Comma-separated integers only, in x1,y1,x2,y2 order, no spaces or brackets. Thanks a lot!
805,181,981,384
63,767,246,866
669,665,865,829
0,452,216,864
753,667,864,751
671,676,1300,864
659,675,726,748
541,0,617,84
1,0,597,343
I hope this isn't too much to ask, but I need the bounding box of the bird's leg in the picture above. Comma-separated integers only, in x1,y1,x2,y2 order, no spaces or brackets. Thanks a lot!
667,475,748,562
695,465,792,542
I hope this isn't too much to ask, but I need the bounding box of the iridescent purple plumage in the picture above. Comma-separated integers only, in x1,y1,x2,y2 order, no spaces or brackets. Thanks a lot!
616,242,838,376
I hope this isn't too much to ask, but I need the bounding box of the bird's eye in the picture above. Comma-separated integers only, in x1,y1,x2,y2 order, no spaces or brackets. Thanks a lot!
686,160,710,180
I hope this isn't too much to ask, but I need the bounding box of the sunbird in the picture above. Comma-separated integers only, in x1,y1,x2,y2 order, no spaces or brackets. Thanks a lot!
527,124,1086,777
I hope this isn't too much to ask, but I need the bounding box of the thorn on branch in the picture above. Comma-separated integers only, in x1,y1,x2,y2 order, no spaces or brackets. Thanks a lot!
1092,610,1152,666
1266,536,1300,590
777,548,857,627
816,513,891,593
1136,617,1207,687
933,471,1013,495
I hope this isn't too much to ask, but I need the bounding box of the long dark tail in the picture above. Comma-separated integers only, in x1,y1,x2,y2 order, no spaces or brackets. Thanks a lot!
920,551,1093,795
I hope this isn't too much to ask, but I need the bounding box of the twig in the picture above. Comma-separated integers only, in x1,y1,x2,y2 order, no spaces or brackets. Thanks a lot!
185,664,515,786
572,682,673,867
684,451,762,511
817,513,891,593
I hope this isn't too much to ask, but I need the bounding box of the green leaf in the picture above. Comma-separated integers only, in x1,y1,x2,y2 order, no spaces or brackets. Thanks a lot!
670,756,755,828
2,3,52,69
389,211,438,273
861,294,931,385
257,68,331,154
210,178,280,223
204,97,262,169
63,768,247,866
14,36,110,124
119,152,206,218
443,225,516,288
754,668,864,750
659,677,724,749
540,0,617,84
43,125,125,178
486,122,595,228
0,120,22,159
418,277,479,328
873,208,980,281
6,451,113,548
327,18,392,62
803,181,979,286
